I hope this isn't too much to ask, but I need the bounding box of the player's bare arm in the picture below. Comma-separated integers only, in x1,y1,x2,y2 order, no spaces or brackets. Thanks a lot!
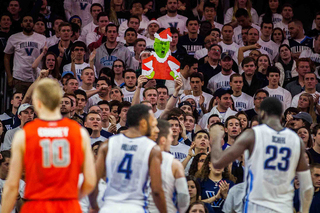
89,139,108,210
210,125,254,169
79,127,97,199
1,130,25,213
149,145,167,213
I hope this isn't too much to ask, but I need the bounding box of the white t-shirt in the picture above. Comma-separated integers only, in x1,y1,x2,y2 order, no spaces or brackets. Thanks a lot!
207,71,235,93
79,86,96,113
118,16,150,37
233,24,260,45
170,142,190,162
194,48,208,60
121,87,144,103
86,30,100,46
4,32,46,82
79,21,98,43
63,62,97,82
258,38,279,61
180,92,213,115
225,7,259,25
218,41,239,63
291,91,320,107
157,14,188,35
130,57,140,70
232,92,254,111
263,86,292,110
90,135,108,145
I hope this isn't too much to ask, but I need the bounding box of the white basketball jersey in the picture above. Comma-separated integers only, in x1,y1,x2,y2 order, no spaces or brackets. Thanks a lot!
148,152,177,213
244,124,301,213
102,134,156,209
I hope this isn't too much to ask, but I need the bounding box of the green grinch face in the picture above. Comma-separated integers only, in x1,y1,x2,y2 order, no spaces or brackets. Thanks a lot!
154,38,170,58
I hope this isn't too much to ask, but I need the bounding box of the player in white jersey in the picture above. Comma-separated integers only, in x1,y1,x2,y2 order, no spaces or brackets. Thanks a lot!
210,97,313,213
89,104,167,213
148,120,189,213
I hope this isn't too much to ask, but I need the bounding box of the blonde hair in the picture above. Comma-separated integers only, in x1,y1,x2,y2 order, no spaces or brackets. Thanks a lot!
109,0,126,26
33,78,63,111
232,0,252,23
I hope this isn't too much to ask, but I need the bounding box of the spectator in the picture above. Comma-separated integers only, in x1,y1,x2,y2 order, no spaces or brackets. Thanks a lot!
271,27,288,46
97,101,117,134
1,104,34,151
198,44,222,90
116,101,131,130
274,4,294,39
168,116,189,161
199,88,237,128
145,20,160,48
0,13,13,68
218,24,239,63
118,0,149,37
222,182,245,213
187,176,201,204
259,21,279,62
110,87,124,102
122,27,138,55
63,77,79,94
94,24,131,71
120,69,138,102
166,56,198,95
130,38,146,70
60,95,73,118
195,35,216,60
288,20,313,59
188,153,207,177
294,163,320,213
33,19,46,36
63,41,96,82
48,22,73,70
64,0,95,27
74,89,88,119
311,125,320,163
291,112,313,130
244,89,269,121
207,52,235,93
46,17,64,48
109,100,121,122
296,93,317,124
224,0,258,26
197,154,235,213
112,59,125,87
4,15,46,92
241,57,264,96
178,17,204,56
230,74,254,112
156,85,170,115
236,111,249,130
202,2,223,31
222,116,242,150
84,111,110,145
0,92,23,130
6,0,22,33
291,73,320,107
297,127,313,149
108,0,128,26
86,12,109,51
263,66,292,111
157,0,187,35
285,58,320,97
79,3,103,43
275,44,297,87
169,27,188,62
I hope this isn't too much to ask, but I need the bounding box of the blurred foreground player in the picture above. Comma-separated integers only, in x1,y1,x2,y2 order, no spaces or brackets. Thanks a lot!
210,97,313,213
1,78,96,213
89,104,167,213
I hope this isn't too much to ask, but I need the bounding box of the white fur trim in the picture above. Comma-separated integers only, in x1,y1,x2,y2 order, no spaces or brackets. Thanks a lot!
154,33,172,42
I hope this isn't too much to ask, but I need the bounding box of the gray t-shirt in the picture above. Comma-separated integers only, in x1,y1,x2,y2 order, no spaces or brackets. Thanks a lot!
1,127,21,151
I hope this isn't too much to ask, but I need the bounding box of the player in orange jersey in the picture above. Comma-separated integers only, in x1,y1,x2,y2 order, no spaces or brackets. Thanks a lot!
1,78,96,213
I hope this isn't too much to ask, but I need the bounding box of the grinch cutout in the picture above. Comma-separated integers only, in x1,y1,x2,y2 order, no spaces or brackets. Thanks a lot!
142,28,180,80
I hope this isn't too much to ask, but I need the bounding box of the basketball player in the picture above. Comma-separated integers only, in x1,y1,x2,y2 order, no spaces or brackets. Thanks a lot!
89,104,167,213
148,119,190,213
210,97,313,213
1,78,96,213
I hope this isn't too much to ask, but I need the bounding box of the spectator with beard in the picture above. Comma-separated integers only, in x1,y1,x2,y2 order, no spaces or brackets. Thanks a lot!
60,95,73,118
121,69,139,103
1,104,34,151
4,15,46,92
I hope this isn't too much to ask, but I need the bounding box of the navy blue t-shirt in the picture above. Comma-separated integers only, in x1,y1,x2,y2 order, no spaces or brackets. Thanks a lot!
198,178,235,213
294,188,320,213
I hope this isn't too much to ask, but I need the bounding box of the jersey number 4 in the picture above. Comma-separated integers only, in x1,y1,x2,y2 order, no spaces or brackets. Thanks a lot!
117,154,133,179
40,139,71,168
264,145,291,171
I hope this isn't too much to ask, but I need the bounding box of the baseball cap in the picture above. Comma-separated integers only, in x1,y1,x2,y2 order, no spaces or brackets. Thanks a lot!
214,88,233,98
148,19,160,27
221,52,232,60
18,103,34,115
178,101,193,109
292,112,313,125
61,71,74,78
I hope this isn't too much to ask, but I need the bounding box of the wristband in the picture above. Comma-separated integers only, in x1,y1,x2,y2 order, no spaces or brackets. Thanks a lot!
172,94,178,99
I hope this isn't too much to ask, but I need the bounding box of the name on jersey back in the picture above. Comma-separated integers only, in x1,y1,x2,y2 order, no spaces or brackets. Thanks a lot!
272,136,285,144
38,127,69,137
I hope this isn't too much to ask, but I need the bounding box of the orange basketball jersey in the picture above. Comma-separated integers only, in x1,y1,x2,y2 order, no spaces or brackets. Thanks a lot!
23,118,84,200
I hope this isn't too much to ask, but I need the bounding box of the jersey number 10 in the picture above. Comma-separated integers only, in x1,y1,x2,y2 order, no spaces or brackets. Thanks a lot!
40,139,71,168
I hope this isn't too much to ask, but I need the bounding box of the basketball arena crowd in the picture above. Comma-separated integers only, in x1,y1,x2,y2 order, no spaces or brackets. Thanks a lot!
0,0,320,212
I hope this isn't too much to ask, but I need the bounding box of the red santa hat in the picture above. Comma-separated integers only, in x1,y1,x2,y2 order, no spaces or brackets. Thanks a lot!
154,28,172,42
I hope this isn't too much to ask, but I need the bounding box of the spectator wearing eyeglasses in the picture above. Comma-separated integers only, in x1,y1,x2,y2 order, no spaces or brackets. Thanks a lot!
244,89,269,121
63,41,97,82
194,35,217,60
